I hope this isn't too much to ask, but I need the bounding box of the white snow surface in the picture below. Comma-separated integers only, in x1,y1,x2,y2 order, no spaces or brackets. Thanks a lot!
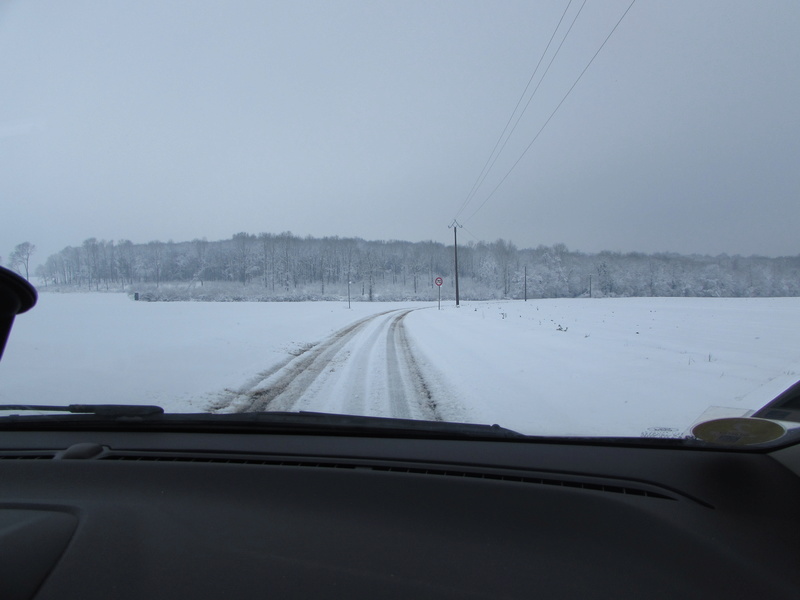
2,293,800,437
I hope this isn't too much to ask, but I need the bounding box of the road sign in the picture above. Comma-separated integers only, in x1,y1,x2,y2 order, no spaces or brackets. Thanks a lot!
435,277,443,286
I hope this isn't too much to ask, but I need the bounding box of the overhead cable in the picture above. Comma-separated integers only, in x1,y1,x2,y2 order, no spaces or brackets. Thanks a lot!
458,0,588,221
453,0,575,221
464,0,638,224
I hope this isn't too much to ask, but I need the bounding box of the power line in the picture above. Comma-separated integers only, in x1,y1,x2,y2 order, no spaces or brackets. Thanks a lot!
458,0,588,222
464,0,638,224
453,0,575,222
460,224,482,244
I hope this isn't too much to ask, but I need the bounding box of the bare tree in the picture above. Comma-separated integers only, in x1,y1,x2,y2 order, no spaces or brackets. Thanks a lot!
231,232,256,285
82,238,100,290
9,242,36,280
117,240,137,285
146,241,164,288
192,238,209,286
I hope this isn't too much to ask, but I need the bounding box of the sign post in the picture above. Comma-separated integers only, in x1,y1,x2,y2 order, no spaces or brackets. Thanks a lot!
435,277,443,310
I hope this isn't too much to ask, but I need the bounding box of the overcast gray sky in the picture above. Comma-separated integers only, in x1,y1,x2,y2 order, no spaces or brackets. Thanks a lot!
1,0,798,264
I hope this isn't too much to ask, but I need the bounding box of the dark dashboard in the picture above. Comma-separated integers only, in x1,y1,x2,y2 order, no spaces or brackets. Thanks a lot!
2,428,800,599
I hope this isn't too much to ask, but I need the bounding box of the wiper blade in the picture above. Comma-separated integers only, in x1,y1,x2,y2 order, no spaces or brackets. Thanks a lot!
0,406,523,439
0,404,164,417
160,411,525,439
281,411,526,439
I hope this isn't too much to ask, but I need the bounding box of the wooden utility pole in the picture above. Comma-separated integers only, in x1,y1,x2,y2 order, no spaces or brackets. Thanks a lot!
449,220,462,307
524,265,527,301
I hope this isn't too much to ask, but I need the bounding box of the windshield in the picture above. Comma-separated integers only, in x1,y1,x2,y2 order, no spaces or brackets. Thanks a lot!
1,1,799,441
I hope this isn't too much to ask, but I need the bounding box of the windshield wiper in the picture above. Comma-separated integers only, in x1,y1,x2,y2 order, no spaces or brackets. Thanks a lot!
264,411,526,439
0,404,164,417
0,406,523,439
201,411,527,439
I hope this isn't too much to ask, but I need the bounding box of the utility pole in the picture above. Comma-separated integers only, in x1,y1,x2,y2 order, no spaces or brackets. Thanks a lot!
449,220,462,307
524,265,527,301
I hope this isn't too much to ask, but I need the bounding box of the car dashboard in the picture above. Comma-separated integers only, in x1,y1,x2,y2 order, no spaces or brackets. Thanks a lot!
2,427,800,599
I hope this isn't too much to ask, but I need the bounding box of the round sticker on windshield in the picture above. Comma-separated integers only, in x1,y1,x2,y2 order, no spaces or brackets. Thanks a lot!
692,417,786,446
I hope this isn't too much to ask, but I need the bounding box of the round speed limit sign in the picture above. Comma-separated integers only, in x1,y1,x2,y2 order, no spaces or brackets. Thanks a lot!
435,277,443,286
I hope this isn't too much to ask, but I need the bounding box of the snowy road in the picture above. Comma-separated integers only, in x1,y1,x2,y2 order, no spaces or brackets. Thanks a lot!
213,308,444,420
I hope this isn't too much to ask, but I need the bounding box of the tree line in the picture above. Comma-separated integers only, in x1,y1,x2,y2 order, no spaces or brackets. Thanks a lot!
28,233,800,301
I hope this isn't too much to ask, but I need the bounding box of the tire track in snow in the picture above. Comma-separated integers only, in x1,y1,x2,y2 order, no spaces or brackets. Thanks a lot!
212,310,394,413
337,312,396,416
385,311,439,420
213,308,443,420
396,311,440,420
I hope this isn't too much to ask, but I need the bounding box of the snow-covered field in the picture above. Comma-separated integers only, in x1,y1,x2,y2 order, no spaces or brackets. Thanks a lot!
2,293,800,437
